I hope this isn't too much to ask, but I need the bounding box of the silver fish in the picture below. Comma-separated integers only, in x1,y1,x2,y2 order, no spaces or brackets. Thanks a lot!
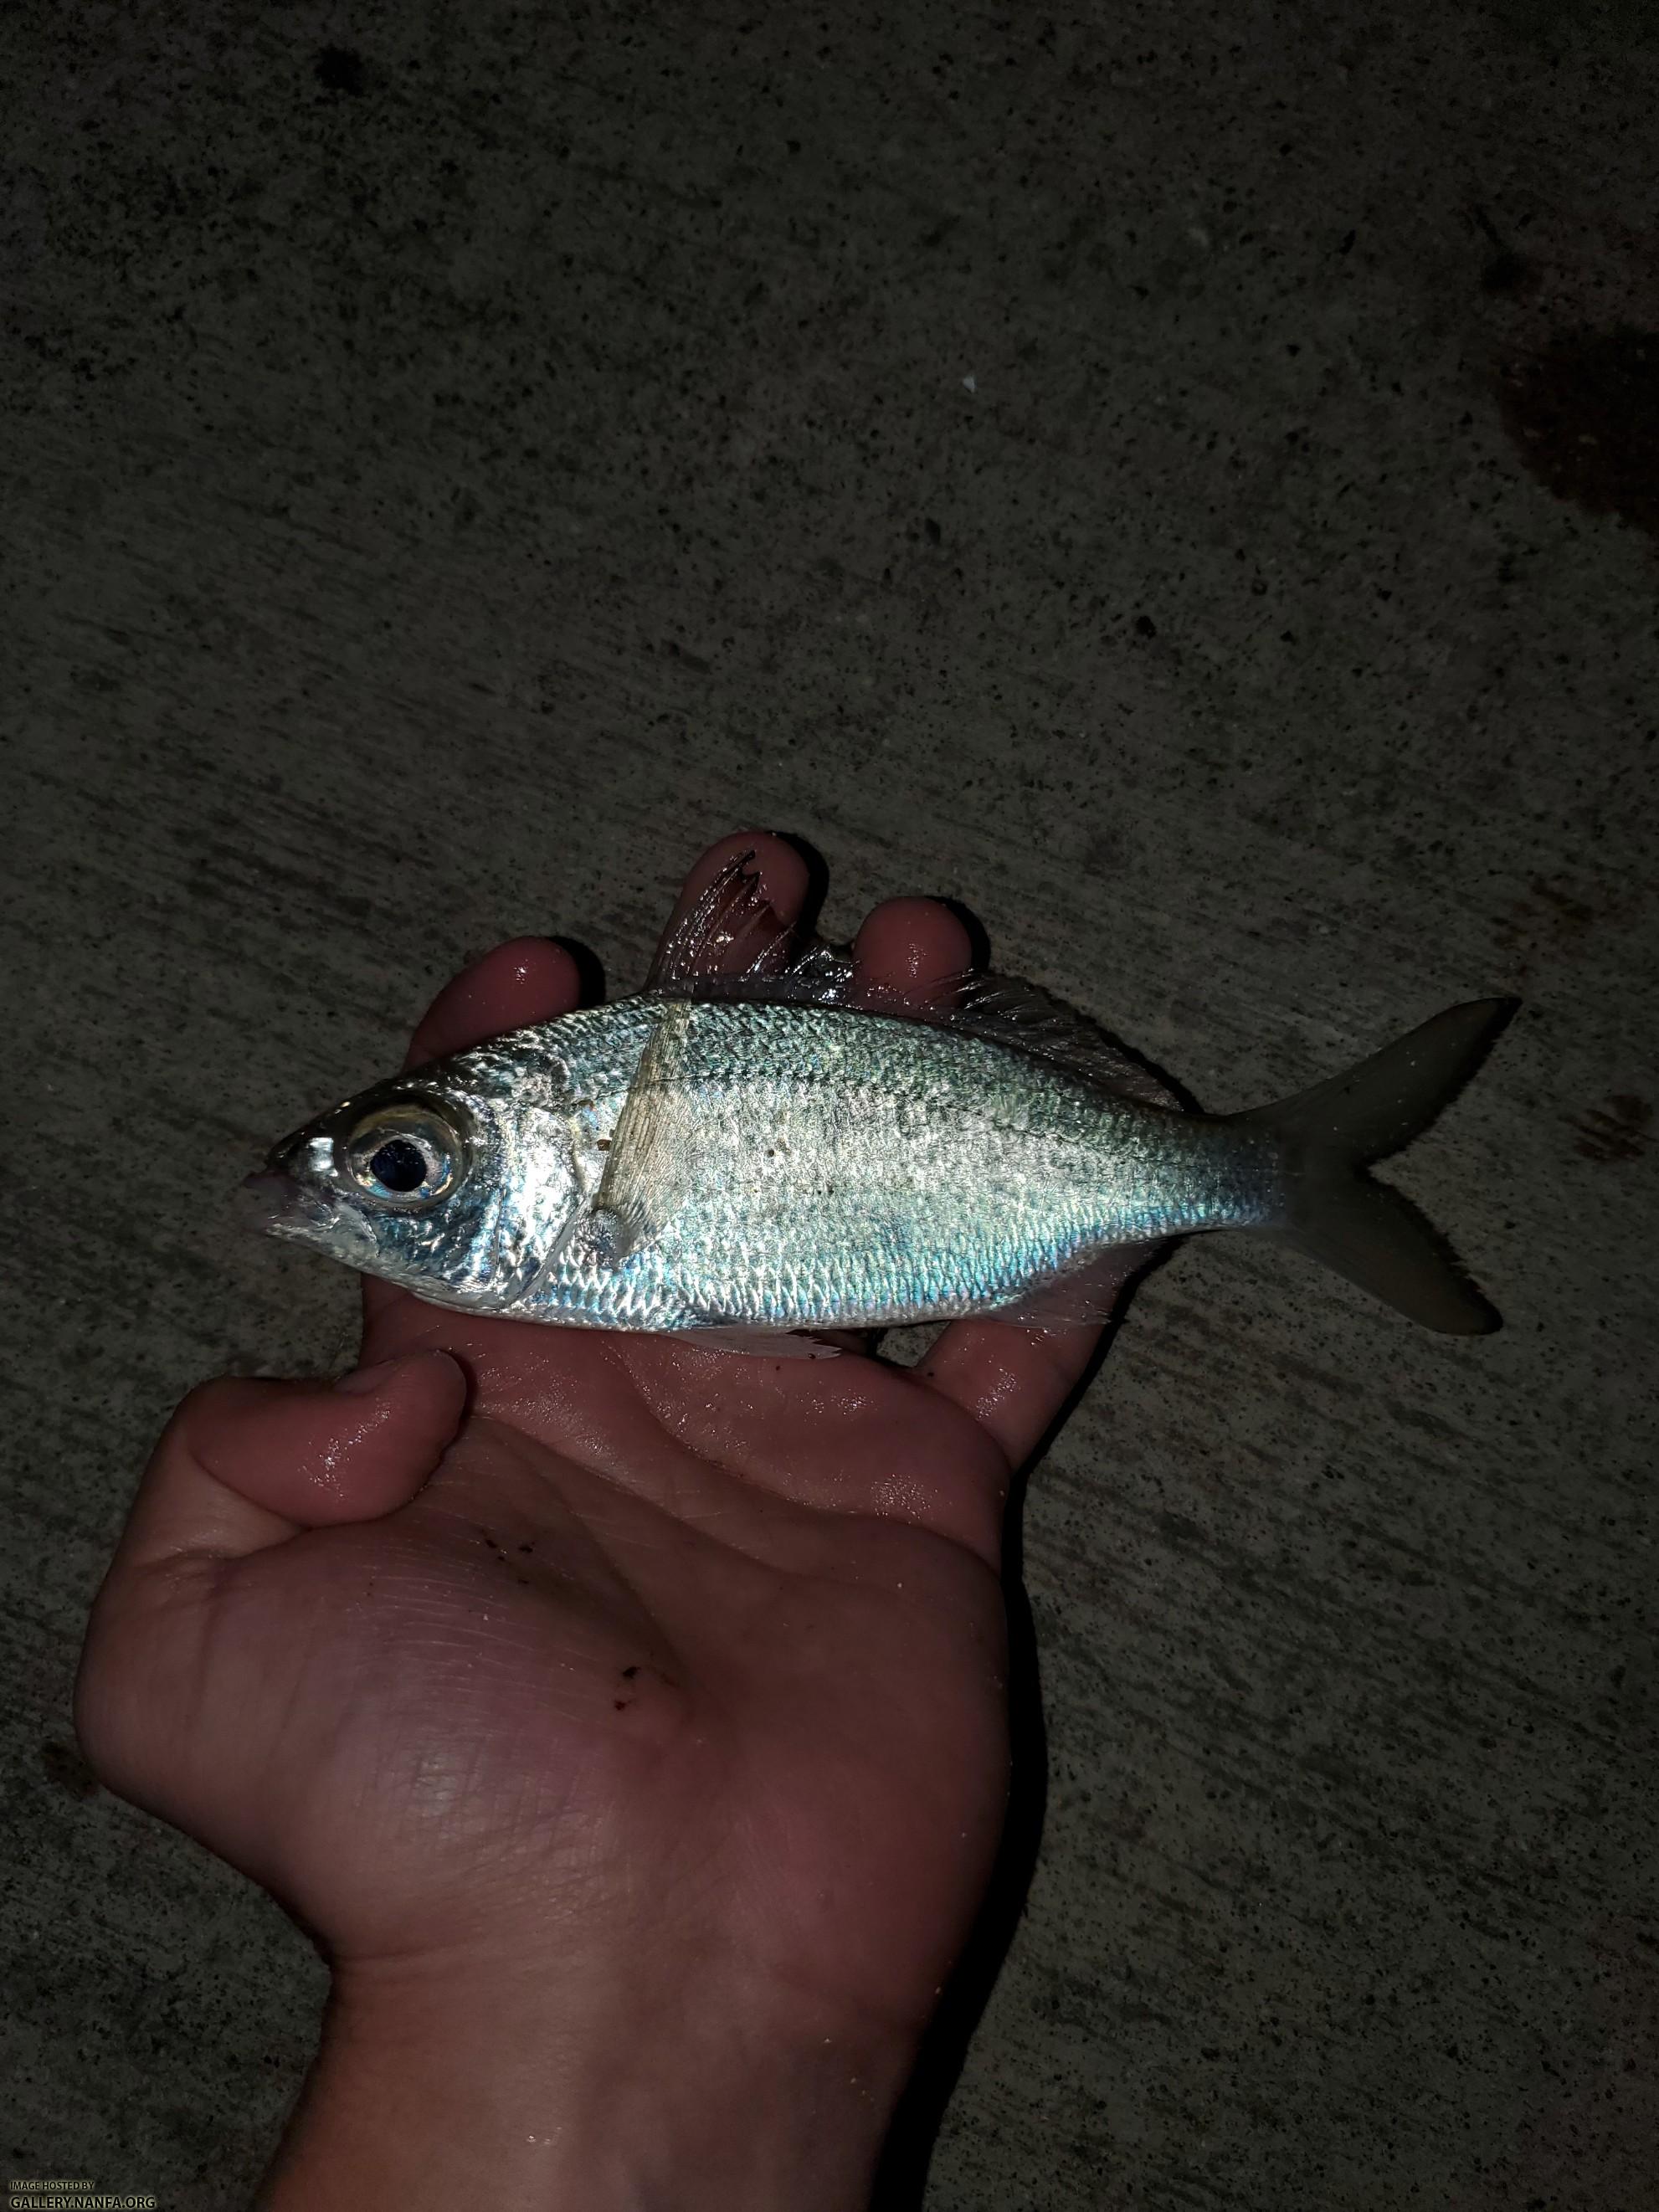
248,860,1512,1342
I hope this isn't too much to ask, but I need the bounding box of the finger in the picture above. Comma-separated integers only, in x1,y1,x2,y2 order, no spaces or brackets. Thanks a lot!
851,896,973,1003
406,935,584,1069
911,1248,1153,1465
110,1352,467,1575
659,829,810,972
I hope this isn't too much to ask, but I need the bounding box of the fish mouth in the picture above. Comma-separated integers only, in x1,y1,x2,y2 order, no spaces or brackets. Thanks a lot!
238,1169,374,1260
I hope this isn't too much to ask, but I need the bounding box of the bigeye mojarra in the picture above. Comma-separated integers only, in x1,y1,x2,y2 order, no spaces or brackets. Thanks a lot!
247,857,1513,1353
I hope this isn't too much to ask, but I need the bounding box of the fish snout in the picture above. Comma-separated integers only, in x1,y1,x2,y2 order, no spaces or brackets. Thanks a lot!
239,1126,347,1239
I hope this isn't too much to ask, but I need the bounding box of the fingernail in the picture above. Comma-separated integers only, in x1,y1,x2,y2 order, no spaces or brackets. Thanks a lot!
335,1357,402,1396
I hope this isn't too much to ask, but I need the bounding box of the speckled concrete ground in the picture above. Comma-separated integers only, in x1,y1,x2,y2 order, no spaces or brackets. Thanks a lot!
3,3,1656,2205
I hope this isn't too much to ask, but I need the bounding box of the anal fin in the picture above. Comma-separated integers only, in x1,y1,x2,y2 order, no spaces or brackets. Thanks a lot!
985,1242,1163,1330
674,1327,845,1360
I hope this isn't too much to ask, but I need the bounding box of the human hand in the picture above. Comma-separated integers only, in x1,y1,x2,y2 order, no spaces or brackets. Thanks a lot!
76,833,1140,2211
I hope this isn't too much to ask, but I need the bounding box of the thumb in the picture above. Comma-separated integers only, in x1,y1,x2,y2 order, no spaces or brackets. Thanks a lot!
77,1351,468,1811
111,1350,468,1576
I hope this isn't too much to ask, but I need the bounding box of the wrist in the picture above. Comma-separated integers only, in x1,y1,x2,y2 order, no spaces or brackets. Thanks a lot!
260,1944,919,2212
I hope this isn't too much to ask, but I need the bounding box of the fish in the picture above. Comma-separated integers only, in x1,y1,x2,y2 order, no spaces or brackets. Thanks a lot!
246,856,1513,1348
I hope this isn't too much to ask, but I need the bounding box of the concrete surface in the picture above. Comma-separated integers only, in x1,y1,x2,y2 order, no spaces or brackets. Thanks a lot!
3,1,1656,2204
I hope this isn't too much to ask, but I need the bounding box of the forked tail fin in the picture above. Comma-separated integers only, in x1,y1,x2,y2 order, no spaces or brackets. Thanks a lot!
1231,998,1517,1334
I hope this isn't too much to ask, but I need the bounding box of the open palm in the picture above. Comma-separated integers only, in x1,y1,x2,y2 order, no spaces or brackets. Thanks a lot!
77,834,1138,2207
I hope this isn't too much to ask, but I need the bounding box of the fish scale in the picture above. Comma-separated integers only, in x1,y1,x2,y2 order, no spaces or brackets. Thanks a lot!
527,998,1255,1331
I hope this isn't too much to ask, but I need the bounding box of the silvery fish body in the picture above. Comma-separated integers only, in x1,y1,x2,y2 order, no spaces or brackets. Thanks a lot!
556,998,1254,1328
253,862,1511,1339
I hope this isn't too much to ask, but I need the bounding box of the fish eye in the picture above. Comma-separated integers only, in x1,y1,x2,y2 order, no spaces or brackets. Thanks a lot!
367,1137,427,1192
342,1104,465,1207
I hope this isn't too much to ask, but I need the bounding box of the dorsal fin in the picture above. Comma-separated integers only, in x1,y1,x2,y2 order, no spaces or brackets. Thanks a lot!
644,855,1182,1111
919,971,1181,1109
647,851,799,988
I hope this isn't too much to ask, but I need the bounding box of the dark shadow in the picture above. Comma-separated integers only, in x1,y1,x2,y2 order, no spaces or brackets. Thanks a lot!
870,1455,1049,2211
871,1254,1168,2206
549,932,607,1006
773,830,832,942
929,895,993,971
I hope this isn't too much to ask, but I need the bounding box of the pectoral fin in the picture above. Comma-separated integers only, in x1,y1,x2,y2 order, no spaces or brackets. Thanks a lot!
557,1203,648,1270
585,1000,701,1251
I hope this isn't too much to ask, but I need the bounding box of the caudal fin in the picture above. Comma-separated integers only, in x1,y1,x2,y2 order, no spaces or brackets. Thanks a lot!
1232,998,1517,1334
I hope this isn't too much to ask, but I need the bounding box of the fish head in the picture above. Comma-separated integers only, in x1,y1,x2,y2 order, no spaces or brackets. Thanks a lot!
244,1039,588,1308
